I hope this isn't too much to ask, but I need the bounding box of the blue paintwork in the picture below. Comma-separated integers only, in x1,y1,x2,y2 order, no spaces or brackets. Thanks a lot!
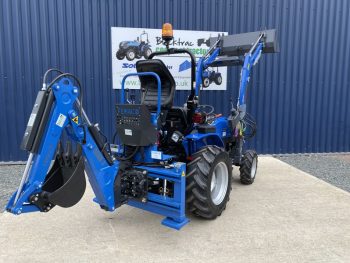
202,71,209,78
182,116,231,156
129,163,189,230
179,60,192,72
6,77,189,229
6,79,80,214
122,41,140,47
6,79,120,213
195,48,221,96
185,41,263,156
238,43,263,107
68,110,119,210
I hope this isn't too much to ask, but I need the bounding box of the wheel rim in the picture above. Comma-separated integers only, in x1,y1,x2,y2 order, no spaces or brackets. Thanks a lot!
217,76,222,84
210,162,229,205
251,157,257,178
128,51,135,59
203,78,210,87
146,49,152,57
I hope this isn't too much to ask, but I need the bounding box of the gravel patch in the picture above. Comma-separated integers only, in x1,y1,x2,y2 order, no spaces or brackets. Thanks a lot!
0,165,23,211
276,154,350,193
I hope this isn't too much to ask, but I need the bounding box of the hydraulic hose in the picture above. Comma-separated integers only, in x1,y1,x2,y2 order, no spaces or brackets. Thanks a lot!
42,68,64,90
114,146,139,161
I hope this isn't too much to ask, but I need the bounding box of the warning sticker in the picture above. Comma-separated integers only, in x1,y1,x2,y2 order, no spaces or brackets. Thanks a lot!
181,171,185,177
56,114,67,127
125,129,132,136
151,151,162,160
27,113,36,127
72,116,79,124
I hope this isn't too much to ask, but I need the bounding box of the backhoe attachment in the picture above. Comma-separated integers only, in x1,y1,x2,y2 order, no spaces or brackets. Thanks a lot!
6,77,93,215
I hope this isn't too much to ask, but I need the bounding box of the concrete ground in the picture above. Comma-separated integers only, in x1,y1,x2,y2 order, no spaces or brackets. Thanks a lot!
0,157,350,262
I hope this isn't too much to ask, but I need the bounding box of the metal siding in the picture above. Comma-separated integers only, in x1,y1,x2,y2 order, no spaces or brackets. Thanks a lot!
0,0,350,161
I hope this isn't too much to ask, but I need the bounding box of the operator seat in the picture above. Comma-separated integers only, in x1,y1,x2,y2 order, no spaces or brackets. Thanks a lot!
136,59,175,111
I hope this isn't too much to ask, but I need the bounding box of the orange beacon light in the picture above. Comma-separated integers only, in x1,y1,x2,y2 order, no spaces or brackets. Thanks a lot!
162,23,173,42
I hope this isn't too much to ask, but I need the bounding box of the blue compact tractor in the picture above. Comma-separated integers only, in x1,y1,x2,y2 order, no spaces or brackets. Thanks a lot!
116,31,152,61
6,24,278,230
202,68,222,87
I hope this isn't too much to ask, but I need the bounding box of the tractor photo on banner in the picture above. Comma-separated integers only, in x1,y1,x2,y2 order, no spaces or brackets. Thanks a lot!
111,27,228,90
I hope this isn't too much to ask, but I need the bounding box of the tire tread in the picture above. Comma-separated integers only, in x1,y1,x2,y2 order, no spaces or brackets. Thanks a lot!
186,145,231,219
239,150,258,185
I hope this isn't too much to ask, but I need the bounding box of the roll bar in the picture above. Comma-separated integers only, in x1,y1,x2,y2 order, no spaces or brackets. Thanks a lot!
149,48,196,98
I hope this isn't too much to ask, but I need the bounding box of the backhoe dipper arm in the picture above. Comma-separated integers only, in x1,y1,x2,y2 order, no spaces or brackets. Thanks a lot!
6,78,119,214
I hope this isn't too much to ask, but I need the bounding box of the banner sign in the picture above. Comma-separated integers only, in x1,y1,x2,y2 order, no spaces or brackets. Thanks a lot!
111,27,228,90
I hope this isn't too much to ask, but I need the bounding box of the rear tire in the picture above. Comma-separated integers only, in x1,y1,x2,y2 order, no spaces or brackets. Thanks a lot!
143,47,152,59
116,51,125,60
186,146,232,219
214,74,222,85
126,49,136,61
239,150,258,185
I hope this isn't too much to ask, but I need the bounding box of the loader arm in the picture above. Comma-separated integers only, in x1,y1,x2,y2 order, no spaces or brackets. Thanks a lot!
195,33,265,112
237,33,265,110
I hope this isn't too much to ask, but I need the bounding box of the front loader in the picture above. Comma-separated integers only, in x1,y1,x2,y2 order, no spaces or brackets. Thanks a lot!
6,24,278,230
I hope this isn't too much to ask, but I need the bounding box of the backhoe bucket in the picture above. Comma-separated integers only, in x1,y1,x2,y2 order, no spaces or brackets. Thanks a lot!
30,142,86,211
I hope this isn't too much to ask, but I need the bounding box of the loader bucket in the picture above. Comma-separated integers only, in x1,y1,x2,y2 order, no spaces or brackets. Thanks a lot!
32,142,86,210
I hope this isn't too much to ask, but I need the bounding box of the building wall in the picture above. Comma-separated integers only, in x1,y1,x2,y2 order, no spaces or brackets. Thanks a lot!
1,0,350,161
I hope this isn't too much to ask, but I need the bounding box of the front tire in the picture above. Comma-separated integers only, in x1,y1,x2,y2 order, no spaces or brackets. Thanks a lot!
239,150,258,185
186,146,232,219
202,77,210,88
